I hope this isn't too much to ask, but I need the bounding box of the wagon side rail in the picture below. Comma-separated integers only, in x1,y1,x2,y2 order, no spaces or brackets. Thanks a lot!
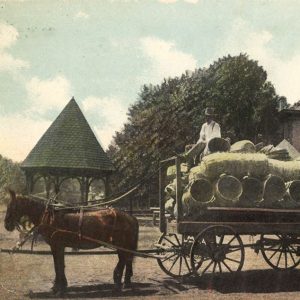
159,156,183,233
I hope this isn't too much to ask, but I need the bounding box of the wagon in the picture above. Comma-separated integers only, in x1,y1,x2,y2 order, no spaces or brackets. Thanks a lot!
154,156,300,278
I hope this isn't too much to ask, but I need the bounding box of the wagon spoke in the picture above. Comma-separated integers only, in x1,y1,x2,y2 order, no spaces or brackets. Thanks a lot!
288,247,297,265
168,255,180,272
178,256,183,275
225,257,241,264
222,261,232,272
218,234,224,245
276,246,283,267
285,250,288,269
161,253,177,263
218,262,222,273
163,236,178,247
201,260,214,275
226,247,242,254
183,255,191,273
212,262,217,273
268,245,281,260
289,244,298,254
172,234,181,246
227,235,236,245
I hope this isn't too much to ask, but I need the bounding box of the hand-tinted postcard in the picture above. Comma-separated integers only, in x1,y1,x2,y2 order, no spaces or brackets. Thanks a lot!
1,1,300,299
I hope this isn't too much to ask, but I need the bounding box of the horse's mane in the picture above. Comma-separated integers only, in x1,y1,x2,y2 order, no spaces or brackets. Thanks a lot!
13,193,46,211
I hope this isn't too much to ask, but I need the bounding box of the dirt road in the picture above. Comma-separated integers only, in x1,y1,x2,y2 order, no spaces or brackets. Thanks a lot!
1,211,300,300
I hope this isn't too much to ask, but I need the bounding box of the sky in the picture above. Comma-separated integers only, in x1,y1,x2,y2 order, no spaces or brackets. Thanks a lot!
1,0,300,162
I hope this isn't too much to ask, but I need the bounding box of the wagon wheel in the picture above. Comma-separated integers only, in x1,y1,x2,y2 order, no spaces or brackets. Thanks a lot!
260,234,300,270
156,233,193,278
190,225,245,277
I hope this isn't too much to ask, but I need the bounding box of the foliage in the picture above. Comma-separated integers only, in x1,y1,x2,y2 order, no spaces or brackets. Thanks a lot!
0,155,26,204
107,54,286,207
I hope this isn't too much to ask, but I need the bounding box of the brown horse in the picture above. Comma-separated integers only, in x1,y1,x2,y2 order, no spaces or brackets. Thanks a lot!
4,190,139,295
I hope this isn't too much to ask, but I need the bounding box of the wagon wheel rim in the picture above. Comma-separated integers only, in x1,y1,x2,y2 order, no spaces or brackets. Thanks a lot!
260,234,300,270
190,225,245,277
156,233,193,278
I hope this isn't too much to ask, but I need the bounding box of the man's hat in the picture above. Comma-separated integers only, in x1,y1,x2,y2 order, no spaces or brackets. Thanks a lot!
205,107,216,116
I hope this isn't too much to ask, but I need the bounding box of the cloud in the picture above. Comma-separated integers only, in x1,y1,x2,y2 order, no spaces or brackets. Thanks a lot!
74,11,89,19
26,75,72,114
140,36,197,82
158,0,200,3
0,22,29,72
217,18,300,104
82,96,127,148
0,114,51,162
158,0,177,3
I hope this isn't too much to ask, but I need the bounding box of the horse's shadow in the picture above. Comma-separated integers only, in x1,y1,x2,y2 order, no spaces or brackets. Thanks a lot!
27,282,157,299
26,269,300,298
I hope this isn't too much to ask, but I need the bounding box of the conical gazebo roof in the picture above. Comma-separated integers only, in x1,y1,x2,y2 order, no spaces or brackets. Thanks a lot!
21,98,115,176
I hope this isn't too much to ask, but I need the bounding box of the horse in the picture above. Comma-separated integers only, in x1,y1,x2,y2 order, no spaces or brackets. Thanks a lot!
4,190,139,295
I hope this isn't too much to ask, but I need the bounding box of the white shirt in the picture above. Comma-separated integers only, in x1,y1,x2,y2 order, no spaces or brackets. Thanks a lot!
198,121,221,144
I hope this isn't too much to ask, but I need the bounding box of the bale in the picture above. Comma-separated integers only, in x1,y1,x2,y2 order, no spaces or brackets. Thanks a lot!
214,174,243,206
182,178,214,210
188,165,206,181
196,152,269,181
239,176,263,207
230,140,256,153
268,159,300,181
166,163,189,180
208,137,230,153
165,182,176,198
165,198,175,214
286,180,300,203
262,174,286,206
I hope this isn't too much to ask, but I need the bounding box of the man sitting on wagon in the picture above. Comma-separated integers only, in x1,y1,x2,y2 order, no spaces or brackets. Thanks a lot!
183,107,221,168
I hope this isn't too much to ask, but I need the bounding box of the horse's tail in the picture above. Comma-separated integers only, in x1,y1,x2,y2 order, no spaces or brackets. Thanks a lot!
132,215,139,253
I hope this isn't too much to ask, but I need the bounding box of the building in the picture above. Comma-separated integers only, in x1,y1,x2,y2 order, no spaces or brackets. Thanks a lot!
279,104,300,152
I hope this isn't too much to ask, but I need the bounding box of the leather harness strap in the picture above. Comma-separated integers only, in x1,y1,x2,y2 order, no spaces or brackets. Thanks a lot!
78,208,84,240
109,208,117,242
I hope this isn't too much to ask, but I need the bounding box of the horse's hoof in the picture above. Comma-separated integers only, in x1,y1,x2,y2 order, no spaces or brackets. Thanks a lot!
54,290,65,297
52,284,67,296
123,282,133,289
114,284,122,292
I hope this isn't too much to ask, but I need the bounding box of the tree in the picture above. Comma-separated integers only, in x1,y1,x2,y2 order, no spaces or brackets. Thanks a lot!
107,54,285,207
0,155,26,204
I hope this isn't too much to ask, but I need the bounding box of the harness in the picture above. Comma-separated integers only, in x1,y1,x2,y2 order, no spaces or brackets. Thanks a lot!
78,208,84,240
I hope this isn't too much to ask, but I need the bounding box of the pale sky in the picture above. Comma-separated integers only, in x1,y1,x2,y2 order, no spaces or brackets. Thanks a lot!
1,0,300,162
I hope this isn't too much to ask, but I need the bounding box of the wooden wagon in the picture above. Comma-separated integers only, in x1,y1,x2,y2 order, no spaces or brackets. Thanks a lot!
155,156,300,278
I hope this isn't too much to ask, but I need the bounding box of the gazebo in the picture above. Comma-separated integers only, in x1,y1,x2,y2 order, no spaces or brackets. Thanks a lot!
21,97,115,204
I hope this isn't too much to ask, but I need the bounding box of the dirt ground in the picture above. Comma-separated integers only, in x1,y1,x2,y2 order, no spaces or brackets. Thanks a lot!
2,210,300,300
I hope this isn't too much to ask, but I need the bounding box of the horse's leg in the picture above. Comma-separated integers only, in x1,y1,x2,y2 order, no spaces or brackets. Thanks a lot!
51,245,59,292
51,244,68,294
113,251,126,291
124,255,134,289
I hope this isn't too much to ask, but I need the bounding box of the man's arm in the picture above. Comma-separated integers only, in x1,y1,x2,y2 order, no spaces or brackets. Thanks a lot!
197,123,206,143
213,123,221,138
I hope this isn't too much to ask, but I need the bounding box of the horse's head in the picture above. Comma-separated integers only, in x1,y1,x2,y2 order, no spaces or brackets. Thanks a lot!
4,190,22,231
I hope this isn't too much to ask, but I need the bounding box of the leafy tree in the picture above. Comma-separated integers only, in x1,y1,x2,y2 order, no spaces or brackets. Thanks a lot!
0,155,26,204
107,54,286,207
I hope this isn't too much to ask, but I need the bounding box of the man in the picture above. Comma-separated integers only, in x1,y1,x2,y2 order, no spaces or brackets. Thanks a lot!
184,107,221,166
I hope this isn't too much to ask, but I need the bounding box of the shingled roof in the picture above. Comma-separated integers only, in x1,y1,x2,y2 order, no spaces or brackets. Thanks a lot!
21,98,115,175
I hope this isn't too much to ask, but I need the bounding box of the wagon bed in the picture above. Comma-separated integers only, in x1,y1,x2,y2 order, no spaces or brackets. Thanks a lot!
155,156,300,278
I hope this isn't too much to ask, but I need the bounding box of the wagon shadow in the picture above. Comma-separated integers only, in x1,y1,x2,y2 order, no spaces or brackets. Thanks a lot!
27,282,157,299
180,269,300,294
